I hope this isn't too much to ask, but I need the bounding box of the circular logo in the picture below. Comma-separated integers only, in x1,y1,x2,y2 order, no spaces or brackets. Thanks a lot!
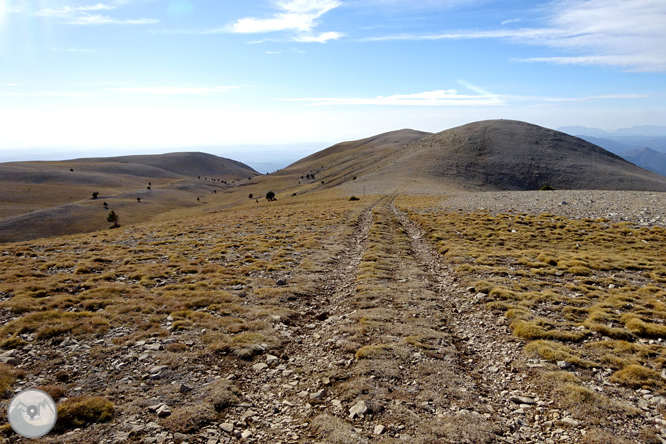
7,389,58,438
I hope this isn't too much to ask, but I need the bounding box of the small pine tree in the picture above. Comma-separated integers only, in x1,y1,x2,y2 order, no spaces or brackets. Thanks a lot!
266,191,276,201
92,192,99,200
107,210,120,228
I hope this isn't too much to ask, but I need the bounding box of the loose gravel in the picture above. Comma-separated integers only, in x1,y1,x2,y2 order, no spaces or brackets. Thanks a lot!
441,190,666,227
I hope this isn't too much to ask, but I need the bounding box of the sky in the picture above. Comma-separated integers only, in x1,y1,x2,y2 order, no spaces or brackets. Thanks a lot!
1,0,665,162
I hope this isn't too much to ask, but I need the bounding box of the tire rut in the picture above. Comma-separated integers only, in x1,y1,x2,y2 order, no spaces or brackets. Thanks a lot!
390,197,568,443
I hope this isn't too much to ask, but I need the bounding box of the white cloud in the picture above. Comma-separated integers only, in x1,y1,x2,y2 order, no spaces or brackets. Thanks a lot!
292,31,344,42
32,1,158,26
36,3,115,18
367,0,666,72
53,48,95,53
504,93,649,102
0,91,95,97
66,15,158,25
225,0,343,43
281,88,503,106
106,86,238,95
280,84,649,107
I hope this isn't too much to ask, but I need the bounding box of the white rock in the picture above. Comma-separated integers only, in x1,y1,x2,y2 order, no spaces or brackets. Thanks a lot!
510,396,535,405
349,400,368,419
156,404,171,417
252,363,268,371
560,417,580,427
220,423,234,433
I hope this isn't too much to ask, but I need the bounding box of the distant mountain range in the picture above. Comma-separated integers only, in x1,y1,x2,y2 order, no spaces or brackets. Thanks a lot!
558,125,666,176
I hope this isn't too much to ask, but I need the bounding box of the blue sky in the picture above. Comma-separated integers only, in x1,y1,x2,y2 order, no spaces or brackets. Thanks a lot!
1,0,665,160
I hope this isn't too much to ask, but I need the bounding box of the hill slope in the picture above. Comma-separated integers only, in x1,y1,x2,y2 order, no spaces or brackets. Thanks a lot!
623,147,666,177
0,152,259,242
369,120,666,192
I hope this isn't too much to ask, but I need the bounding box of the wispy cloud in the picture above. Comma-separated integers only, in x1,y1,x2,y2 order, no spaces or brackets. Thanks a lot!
228,0,340,33
280,84,649,106
366,0,666,72
66,15,158,25
33,1,158,26
155,0,343,41
505,93,650,102
0,91,95,97
36,3,115,18
52,48,96,53
501,18,522,25
106,86,238,95
292,31,344,42
281,88,503,106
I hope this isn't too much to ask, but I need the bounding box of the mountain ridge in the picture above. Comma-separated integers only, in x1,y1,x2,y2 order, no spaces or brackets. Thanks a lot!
358,119,666,192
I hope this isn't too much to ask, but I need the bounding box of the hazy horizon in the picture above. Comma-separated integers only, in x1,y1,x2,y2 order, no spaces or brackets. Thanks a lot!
0,142,331,174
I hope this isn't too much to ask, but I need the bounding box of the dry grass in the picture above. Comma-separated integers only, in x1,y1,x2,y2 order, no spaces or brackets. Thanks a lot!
610,364,665,391
397,198,666,395
54,396,115,433
0,364,23,394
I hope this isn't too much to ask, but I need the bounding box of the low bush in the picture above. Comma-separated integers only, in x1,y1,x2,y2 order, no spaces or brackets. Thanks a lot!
55,396,114,432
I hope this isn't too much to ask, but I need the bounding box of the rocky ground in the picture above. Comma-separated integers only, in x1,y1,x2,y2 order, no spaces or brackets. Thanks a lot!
1,191,666,443
441,190,666,228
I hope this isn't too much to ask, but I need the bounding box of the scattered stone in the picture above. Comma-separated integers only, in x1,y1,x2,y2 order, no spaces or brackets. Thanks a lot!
276,279,287,286
147,404,162,413
266,354,279,366
241,430,253,439
557,361,572,369
349,400,368,419
560,417,580,427
156,404,171,417
220,423,234,433
310,389,326,400
252,362,268,371
374,424,386,435
510,396,536,405
179,383,193,394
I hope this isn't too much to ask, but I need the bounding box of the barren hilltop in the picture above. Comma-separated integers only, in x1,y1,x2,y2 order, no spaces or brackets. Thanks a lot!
350,120,666,193
1,120,666,443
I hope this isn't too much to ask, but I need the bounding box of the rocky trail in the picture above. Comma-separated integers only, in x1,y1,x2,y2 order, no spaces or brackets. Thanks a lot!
207,197,570,443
